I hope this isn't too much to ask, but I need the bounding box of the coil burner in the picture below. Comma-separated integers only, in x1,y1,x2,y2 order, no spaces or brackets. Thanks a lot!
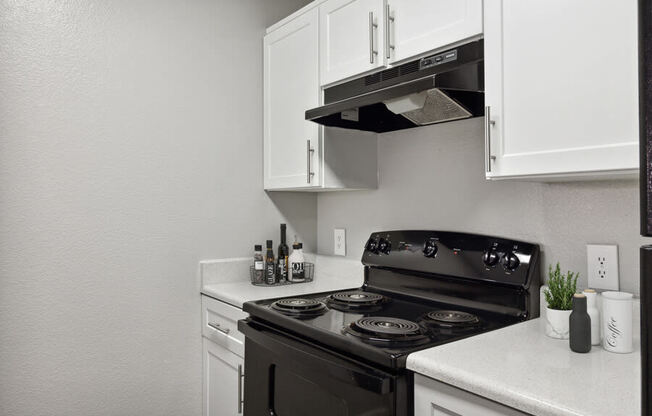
344,317,430,345
327,291,389,312
270,298,327,318
420,310,481,334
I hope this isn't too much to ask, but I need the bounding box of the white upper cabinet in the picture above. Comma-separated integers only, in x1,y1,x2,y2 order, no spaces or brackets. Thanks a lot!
388,0,482,64
264,6,378,191
484,0,639,179
264,8,321,189
320,0,386,86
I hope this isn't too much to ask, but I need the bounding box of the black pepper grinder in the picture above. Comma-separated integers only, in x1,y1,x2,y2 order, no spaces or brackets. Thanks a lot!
569,293,591,353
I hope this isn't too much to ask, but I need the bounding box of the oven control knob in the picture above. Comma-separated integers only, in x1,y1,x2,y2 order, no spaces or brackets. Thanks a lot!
501,252,520,271
365,238,379,254
482,249,499,267
378,238,391,254
423,240,438,258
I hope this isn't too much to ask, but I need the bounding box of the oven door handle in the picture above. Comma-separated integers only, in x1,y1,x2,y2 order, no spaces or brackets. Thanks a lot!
239,319,393,395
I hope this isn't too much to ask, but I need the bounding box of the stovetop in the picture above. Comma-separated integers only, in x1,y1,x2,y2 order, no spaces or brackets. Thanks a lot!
242,287,521,369
242,230,540,371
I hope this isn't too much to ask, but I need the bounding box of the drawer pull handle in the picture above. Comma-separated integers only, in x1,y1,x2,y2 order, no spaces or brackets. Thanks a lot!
208,322,230,335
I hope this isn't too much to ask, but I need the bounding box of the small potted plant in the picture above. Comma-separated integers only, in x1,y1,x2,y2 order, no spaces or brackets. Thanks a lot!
543,263,579,339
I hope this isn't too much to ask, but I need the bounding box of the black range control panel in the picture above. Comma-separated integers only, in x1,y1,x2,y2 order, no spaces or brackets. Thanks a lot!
362,230,540,288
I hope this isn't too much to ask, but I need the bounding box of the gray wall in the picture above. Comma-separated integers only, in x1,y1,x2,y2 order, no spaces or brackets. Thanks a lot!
0,1,314,415
317,118,648,295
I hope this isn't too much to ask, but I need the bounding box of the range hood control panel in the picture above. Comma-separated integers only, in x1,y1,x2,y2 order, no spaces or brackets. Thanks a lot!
420,50,458,70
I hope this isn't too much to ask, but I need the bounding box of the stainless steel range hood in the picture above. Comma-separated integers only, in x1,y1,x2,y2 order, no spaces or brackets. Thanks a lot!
305,40,484,133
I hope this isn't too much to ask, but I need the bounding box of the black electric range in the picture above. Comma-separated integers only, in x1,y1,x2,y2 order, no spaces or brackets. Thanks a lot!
239,230,540,416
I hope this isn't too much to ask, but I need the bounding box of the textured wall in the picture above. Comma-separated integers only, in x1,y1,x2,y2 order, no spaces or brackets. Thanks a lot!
0,1,314,415
317,118,649,295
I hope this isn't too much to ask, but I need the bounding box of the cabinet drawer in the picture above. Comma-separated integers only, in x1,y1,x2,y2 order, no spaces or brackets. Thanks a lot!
201,295,248,357
414,375,529,416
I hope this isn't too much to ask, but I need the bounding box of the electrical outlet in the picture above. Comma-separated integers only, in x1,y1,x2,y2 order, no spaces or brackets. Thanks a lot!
334,228,346,256
587,244,619,291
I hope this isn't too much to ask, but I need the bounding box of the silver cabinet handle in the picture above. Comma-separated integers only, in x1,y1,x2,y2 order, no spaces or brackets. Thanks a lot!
369,12,378,63
384,4,394,59
237,364,244,414
484,106,496,173
207,322,230,335
306,139,314,184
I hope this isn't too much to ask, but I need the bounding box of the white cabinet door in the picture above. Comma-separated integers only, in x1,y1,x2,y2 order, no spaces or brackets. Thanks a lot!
388,0,482,64
264,8,321,189
320,0,386,86
203,338,244,416
484,0,639,179
414,375,528,416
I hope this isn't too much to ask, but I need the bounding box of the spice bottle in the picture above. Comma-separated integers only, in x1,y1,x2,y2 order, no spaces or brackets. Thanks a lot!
277,224,289,281
569,293,591,353
265,240,276,285
253,245,264,284
289,242,305,282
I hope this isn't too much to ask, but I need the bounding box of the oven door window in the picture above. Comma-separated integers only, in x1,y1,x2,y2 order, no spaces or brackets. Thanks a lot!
241,320,399,416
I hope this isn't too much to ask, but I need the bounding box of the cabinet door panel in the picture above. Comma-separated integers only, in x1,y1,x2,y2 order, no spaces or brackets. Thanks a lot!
264,8,321,189
484,0,638,179
389,0,482,64
320,0,386,86
414,375,528,416
203,339,244,416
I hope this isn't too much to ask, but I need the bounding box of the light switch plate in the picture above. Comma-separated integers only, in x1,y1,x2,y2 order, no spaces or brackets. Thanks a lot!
587,244,619,291
334,228,346,256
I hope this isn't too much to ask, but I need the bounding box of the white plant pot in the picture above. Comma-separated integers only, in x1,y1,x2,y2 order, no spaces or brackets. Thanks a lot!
545,307,571,339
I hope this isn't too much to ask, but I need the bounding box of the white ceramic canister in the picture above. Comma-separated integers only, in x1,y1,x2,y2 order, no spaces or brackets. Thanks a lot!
601,291,634,353
583,289,600,345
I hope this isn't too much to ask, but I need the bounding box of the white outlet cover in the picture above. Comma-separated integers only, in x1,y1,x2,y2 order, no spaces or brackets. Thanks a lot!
334,228,346,256
587,244,619,291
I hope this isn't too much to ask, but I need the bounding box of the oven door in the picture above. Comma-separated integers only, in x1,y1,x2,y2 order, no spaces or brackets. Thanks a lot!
238,319,410,416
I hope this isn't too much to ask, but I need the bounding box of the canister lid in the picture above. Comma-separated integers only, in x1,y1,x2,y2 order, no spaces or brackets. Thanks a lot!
602,291,634,300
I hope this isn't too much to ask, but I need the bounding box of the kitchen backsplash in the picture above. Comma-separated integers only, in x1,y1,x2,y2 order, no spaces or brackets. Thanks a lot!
316,118,648,295
200,254,362,286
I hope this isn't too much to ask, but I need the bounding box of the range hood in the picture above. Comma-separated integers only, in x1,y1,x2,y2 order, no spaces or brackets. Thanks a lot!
305,40,484,133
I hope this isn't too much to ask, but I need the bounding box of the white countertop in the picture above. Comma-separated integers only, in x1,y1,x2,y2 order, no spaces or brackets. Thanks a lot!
202,277,361,309
199,254,364,309
407,317,641,416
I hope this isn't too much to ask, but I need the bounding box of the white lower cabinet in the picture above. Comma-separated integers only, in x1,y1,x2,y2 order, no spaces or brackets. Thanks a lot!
414,374,529,416
203,338,244,416
202,295,247,416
